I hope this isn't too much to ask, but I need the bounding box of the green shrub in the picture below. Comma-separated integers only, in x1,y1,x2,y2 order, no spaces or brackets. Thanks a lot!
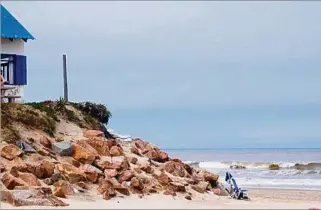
71,102,112,124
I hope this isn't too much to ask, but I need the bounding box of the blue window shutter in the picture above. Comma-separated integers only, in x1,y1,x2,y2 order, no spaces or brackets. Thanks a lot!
13,55,27,85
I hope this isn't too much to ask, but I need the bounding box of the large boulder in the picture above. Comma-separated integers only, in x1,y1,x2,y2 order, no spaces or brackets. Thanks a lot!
17,172,41,187
79,164,103,183
191,181,210,193
118,170,134,183
39,136,52,148
57,156,81,167
94,156,112,170
168,182,186,192
97,179,116,200
84,130,104,138
86,138,110,156
55,163,86,183
51,141,73,156
110,146,123,157
0,187,68,207
0,144,23,160
157,172,171,186
24,155,54,179
53,180,74,197
163,161,187,177
203,171,219,187
1,173,25,190
76,140,100,158
72,143,95,164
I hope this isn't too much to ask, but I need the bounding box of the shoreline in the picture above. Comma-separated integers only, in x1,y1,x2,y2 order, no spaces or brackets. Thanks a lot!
2,188,320,209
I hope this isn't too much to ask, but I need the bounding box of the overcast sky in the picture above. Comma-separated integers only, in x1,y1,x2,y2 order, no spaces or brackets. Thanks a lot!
3,1,321,148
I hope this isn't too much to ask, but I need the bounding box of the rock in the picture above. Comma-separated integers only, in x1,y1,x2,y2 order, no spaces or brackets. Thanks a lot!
55,137,64,142
76,140,100,158
1,173,25,190
15,140,36,153
72,143,96,164
57,156,79,167
230,165,246,169
128,157,138,164
118,170,134,183
203,171,219,187
164,161,186,177
106,139,117,149
39,136,52,148
110,146,123,156
84,130,104,138
163,190,176,196
146,149,158,160
53,187,66,198
76,181,88,190
104,169,118,178
269,164,280,170
42,160,55,178
51,141,73,156
168,182,186,192
114,184,130,196
55,163,86,183
130,177,144,191
97,179,116,200
0,144,23,160
43,178,53,185
53,180,74,196
212,188,221,195
0,187,68,206
191,181,209,193
191,173,204,183
51,173,64,183
86,138,110,156
183,163,193,175
79,164,103,183
0,162,5,173
140,164,153,174
17,172,41,186
156,151,169,163
133,139,146,151
134,167,142,174
94,156,112,170
185,195,192,200
130,147,142,156
157,172,171,186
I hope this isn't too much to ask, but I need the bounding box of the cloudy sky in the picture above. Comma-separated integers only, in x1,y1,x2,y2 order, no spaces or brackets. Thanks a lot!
3,1,321,149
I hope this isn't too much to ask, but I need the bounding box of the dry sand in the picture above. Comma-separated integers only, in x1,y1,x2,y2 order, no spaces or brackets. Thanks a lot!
1,188,320,209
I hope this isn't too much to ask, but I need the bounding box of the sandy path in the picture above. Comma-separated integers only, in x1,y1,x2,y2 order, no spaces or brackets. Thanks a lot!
1,188,320,209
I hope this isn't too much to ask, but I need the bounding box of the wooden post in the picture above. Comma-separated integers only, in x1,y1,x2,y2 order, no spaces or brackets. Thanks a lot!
63,54,68,101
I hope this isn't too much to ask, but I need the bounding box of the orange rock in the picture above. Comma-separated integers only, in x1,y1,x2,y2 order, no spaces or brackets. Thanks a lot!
163,190,176,196
114,183,130,196
55,163,86,183
191,181,210,193
57,156,81,167
163,161,186,177
130,177,144,191
110,146,123,157
53,187,67,198
130,147,141,156
168,182,186,192
84,130,104,138
76,140,100,158
0,144,23,160
72,143,95,164
157,172,171,186
156,151,169,163
1,172,25,190
128,157,138,164
18,172,41,186
140,164,153,174
80,164,103,183
146,149,158,160
86,138,110,156
97,179,113,194
42,160,55,178
212,188,221,195
76,181,88,190
104,169,118,178
24,155,54,179
106,139,117,149
53,180,74,196
118,170,134,183
203,171,219,186
39,136,51,148
94,156,112,170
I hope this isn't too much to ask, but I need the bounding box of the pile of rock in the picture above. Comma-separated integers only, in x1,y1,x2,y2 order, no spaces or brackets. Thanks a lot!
0,130,224,207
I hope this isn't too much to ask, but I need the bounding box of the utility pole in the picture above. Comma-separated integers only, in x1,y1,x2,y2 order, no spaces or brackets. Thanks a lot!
63,54,68,101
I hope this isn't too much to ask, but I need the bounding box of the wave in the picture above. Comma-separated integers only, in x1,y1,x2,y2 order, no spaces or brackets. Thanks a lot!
185,161,321,171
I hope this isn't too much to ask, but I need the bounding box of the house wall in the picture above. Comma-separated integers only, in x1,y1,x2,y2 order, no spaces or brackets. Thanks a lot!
1,38,24,55
1,38,25,103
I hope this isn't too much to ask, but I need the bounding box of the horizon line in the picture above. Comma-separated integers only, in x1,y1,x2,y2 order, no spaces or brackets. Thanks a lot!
163,147,321,150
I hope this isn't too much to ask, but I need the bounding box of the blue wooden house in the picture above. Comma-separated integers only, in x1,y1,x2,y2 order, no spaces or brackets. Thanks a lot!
1,5,34,102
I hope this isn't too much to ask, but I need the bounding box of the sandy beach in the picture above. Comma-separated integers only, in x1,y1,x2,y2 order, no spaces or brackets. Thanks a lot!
1,188,320,209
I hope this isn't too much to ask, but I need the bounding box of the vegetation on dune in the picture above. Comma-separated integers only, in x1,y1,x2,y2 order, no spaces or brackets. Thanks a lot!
1,99,112,142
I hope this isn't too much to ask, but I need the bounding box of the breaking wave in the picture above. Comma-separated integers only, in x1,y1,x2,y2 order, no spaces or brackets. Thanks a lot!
185,161,321,171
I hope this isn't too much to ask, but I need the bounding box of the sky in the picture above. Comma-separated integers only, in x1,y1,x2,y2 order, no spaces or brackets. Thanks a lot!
2,1,321,149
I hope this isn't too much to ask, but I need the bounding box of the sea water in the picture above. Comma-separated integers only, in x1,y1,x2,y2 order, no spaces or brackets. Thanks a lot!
165,148,321,190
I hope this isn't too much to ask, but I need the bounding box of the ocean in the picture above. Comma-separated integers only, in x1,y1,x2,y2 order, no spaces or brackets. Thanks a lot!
165,148,321,191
